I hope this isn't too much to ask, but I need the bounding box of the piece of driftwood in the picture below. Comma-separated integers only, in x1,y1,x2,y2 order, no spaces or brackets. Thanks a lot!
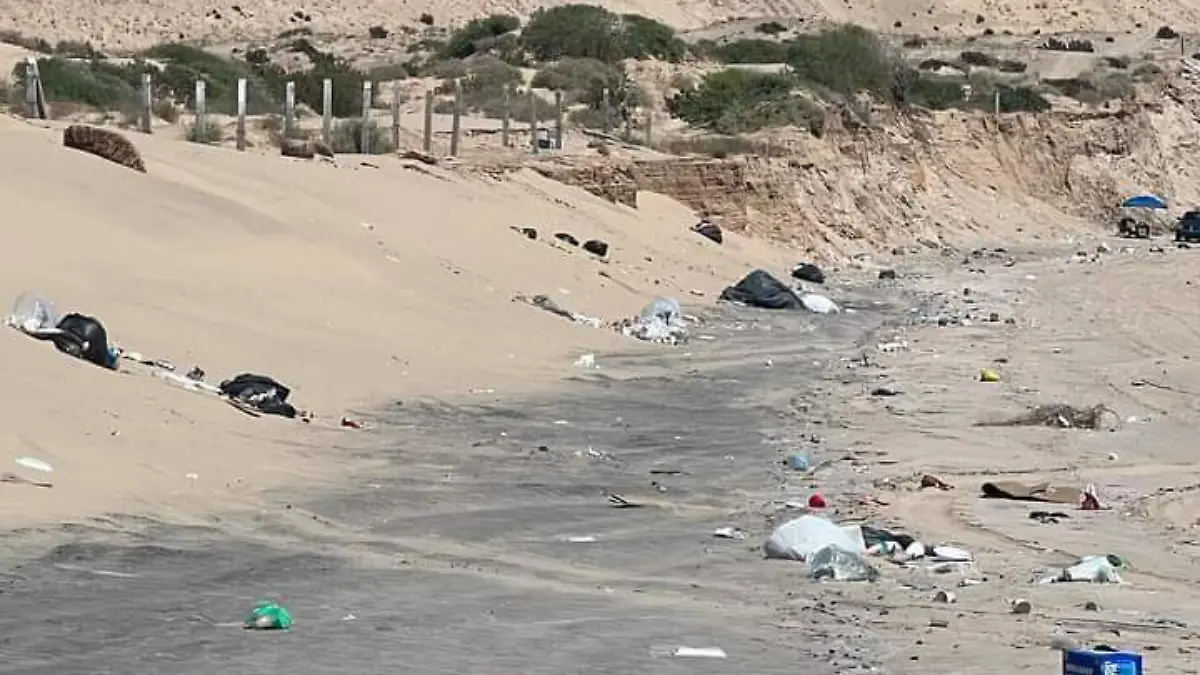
62,125,146,173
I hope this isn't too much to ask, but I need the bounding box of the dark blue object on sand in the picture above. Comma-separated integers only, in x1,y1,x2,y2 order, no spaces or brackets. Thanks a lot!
1063,649,1142,675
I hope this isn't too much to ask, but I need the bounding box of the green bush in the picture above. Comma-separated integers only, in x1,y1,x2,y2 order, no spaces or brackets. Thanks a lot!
442,14,520,59
711,39,790,63
186,119,223,144
905,74,966,109
531,58,623,103
436,56,522,116
520,5,685,62
785,25,895,98
755,21,788,36
666,68,822,134
959,50,998,67
15,57,138,108
995,85,1050,112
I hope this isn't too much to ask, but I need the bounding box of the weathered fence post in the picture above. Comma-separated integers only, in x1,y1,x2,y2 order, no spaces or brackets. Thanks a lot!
554,90,563,151
644,109,653,147
360,80,373,153
422,90,433,153
284,80,296,139
449,78,462,157
529,88,538,155
501,87,510,148
24,58,40,119
194,80,207,139
391,81,402,150
601,87,611,135
140,71,153,133
236,77,247,150
321,77,332,146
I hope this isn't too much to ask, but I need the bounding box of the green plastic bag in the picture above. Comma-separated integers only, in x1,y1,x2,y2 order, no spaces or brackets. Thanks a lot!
244,601,293,630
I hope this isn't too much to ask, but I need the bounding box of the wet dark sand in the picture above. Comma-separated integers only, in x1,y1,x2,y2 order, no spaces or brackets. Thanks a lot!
0,284,913,675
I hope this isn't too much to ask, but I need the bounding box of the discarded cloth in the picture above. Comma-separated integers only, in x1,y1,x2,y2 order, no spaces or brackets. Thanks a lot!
1039,554,1126,584
220,373,297,418
982,481,1080,504
720,270,802,310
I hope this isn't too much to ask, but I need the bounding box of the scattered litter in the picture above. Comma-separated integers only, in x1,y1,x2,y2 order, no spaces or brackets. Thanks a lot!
220,373,299,419
713,526,747,540
340,417,364,429
513,293,603,329
1080,483,1102,510
244,601,292,630
982,481,1081,504
879,269,898,280
574,353,597,368
1030,510,1070,524
800,293,840,314
979,368,1001,382
720,269,802,310
15,456,52,473
155,370,223,395
791,262,826,284
765,514,865,561
1011,599,1033,615
691,219,723,244
933,590,957,603
787,451,813,472
920,474,953,490
563,535,598,543
930,546,971,562
620,297,687,344
808,493,827,509
871,386,902,397
582,239,609,257
808,544,879,582
1040,554,1127,584
672,646,727,659
607,493,643,509
979,403,1118,430
1,472,52,488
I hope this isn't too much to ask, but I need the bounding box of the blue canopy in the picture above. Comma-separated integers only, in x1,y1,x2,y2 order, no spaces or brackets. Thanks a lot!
1122,194,1168,209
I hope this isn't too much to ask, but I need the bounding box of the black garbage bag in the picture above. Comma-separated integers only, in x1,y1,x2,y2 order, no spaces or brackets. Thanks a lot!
791,262,825,284
54,313,114,369
719,269,802,310
220,373,297,418
692,221,723,244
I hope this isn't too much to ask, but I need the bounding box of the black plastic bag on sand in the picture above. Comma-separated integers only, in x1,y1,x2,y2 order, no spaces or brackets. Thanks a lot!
719,269,803,310
220,373,297,419
54,313,114,369
791,262,825,284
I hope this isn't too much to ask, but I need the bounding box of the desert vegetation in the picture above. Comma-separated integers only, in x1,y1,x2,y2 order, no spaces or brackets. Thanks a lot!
0,5,1162,156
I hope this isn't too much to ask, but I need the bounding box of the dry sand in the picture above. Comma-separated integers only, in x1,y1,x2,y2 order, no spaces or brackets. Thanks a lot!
0,114,787,528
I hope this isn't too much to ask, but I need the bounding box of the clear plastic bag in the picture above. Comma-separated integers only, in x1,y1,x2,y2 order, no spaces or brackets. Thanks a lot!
808,544,879,582
8,291,59,333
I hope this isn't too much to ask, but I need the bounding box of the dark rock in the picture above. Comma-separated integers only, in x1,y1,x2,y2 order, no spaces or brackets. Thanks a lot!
518,227,537,240
879,269,898,280
555,232,579,246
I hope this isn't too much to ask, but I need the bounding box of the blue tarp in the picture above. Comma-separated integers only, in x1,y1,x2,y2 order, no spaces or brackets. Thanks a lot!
1122,194,1168,209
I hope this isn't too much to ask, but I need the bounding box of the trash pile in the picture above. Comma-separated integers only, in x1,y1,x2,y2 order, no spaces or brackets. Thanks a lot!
515,293,691,345
6,291,312,422
978,403,1119,430
719,269,840,314
763,514,972,582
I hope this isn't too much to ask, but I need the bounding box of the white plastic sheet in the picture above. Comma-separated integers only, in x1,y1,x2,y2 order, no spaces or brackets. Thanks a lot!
764,514,866,561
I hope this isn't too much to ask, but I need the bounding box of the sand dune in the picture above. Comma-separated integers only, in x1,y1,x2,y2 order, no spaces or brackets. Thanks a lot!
0,116,785,527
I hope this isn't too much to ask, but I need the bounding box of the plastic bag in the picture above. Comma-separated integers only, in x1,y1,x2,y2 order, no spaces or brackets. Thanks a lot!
624,296,687,344
765,514,866,561
808,544,879,581
800,293,840,314
8,291,59,333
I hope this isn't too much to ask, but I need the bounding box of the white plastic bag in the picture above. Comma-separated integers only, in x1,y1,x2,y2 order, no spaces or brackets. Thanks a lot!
765,514,866,561
808,544,879,581
800,293,840,314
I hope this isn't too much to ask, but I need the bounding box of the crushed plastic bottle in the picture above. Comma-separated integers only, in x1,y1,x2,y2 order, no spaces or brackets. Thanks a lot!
808,544,879,582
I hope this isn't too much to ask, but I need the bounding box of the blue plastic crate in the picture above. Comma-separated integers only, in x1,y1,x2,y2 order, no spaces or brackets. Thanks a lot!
1063,649,1143,675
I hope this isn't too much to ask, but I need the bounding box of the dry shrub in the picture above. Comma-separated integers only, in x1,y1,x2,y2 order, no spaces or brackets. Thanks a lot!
977,403,1117,429
62,124,146,173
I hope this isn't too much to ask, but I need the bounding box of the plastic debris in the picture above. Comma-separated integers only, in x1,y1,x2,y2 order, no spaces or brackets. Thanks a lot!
244,601,293,630
808,544,879,581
